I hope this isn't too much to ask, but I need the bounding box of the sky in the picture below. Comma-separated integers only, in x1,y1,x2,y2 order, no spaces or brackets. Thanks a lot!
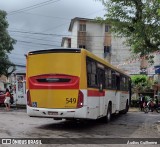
0,0,105,66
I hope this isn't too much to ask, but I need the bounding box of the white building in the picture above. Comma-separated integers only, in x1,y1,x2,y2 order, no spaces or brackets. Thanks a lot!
61,17,141,74
61,37,71,48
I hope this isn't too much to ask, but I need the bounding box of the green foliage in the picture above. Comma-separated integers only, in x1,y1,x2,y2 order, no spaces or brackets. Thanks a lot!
131,75,148,85
0,53,16,77
97,0,160,64
131,75,153,93
158,0,160,15
0,10,16,76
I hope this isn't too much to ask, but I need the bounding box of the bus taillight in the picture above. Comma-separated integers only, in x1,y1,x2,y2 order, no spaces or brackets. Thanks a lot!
27,90,32,106
77,90,84,108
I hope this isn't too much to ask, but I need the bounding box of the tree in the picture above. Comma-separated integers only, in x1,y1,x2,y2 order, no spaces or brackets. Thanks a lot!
131,74,153,96
158,0,160,15
0,54,16,78
98,0,160,63
0,10,16,76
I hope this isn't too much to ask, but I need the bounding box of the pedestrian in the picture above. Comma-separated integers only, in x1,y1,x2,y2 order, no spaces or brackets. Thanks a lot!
155,95,158,105
4,88,11,111
139,94,145,111
9,85,13,93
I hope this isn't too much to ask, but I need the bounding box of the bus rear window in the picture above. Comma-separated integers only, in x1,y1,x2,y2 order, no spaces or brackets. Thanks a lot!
37,78,70,83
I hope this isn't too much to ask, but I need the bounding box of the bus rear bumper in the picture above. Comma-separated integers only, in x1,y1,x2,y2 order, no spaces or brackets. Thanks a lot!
27,105,87,119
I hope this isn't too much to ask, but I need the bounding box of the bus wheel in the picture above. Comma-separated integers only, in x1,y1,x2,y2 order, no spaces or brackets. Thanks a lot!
121,100,129,114
105,104,112,123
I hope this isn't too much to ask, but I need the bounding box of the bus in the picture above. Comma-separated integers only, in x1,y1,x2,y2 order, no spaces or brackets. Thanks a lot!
26,48,131,122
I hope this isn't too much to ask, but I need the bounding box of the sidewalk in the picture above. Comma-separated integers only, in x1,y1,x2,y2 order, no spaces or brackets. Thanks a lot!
157,121,160,133
0,104,26,112
11,104,26,109
129,107,139,112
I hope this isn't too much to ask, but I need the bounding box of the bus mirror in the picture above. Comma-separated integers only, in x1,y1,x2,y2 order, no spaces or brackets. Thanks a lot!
99,83,103,92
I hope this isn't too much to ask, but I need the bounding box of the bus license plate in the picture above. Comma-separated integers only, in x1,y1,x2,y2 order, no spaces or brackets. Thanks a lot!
48,111,58,115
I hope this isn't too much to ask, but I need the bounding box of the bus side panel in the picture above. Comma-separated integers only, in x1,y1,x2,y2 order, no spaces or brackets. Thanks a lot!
87,95,100,119
79,50,87,89
119,92,129,111
86,89,107,119
113,91,129,111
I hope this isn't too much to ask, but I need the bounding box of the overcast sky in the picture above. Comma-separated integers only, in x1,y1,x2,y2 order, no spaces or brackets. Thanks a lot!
0,0,105,66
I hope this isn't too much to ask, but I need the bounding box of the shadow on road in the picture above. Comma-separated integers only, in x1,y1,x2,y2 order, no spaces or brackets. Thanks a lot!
35,111,160,138
36,113,136,136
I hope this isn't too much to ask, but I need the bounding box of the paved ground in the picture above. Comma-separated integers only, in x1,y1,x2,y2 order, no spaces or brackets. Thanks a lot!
0,106,160,147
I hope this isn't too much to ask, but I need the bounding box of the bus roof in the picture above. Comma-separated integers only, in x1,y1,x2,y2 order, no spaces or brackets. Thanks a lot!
28,48,81,55
81,49,130,77
28,48,129,77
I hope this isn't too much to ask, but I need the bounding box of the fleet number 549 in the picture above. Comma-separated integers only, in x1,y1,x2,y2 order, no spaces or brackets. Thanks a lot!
66,98,76,104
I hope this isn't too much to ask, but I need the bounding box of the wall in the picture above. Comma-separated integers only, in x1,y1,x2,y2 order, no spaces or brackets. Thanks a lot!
111,36,140,74
70,18,142,74
71,21,78,48
85,22,104,59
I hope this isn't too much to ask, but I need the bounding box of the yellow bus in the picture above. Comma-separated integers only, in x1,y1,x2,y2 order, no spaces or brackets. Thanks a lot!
26,48,131,122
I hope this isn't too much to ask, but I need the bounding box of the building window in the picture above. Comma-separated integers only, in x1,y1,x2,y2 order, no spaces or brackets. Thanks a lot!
105,25,111,32
79,24,86,32
104,46,111,57
79,45,85,49
68,43,71,48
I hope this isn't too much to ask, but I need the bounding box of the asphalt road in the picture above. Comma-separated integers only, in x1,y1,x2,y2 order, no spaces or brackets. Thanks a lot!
0,107,160,146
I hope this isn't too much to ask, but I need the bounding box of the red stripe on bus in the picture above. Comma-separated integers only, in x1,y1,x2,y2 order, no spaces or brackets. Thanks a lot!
28,74,79,89
87,90,105,97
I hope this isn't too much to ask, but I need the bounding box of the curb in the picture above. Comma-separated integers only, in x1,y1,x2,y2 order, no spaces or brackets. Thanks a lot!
129,107,139,112
10,104,26,109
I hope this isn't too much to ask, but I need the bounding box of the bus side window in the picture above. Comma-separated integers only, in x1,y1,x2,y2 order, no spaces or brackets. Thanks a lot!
111,71,116,89
120,76,126,91
87,60,92,86
86,58,98,88
125,77,129,91
105,68,112,89
97,68,105,90
116,75,120,90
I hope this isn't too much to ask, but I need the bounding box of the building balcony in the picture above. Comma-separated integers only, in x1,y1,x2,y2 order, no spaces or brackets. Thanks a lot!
78,31,86,45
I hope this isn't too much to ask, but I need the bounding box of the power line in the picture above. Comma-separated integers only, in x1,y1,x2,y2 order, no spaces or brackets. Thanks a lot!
11,34,62,44
10,32,124,49
9,29,131,50
9,30,68,37
8,11,71,21
10,30,116,38
8,0,62,15
10,29,113,42
17,40,60,48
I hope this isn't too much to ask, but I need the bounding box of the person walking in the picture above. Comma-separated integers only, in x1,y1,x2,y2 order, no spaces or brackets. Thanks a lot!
4,88,11,111
139,94,145,111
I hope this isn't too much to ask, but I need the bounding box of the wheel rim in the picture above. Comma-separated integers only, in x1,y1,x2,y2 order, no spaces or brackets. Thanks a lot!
107,107,111,121
144,107,149,113
156,109,160,113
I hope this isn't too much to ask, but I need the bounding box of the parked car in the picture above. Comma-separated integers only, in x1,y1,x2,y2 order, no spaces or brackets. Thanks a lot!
0,90,5,105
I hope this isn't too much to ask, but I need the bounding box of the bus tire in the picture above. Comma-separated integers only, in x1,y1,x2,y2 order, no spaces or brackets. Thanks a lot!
121,100,129,114
144,106,149,113
105,104,112,123
156,108,160,113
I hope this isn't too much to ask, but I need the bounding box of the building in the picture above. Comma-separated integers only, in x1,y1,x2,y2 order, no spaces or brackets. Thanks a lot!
61,17,140,74
0,75,7,91
10,69,26,105
61,37,71,48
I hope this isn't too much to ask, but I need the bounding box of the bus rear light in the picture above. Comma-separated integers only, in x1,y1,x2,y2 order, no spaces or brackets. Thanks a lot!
27,90,32,106
77,90,84,108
